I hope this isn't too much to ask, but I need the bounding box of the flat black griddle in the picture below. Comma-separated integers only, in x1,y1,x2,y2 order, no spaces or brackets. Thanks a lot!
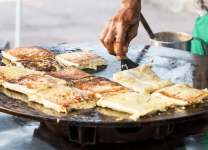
0,42,208,128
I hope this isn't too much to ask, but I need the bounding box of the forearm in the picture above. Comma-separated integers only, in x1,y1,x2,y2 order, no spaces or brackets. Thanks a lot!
100,0,141,60
120,0,141,12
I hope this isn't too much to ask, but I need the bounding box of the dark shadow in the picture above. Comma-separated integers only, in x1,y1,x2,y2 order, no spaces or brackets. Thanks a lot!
135,45,151,65
33,118,208,150
83,65,107,74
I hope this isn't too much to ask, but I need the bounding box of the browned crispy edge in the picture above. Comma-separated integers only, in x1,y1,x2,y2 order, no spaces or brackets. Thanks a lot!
4,46,54,60
7,74,43,84
73,77,130,94
16,58,64,72
56,51,103,63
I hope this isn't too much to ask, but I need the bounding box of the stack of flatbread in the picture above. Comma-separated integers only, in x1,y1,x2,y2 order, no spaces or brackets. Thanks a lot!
1,46,208,121
0,46,115,113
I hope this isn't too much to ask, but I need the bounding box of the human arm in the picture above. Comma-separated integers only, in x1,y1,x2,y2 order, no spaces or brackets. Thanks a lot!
100,0,141,60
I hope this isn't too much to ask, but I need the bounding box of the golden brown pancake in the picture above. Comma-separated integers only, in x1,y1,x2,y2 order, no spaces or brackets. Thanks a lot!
113,64,174,94
152,83,208,106
28,85,96,113
2,46,54,62
45,66,93,84
4,74,67,94
55,51,107,70
73,77,130,99
15,58,64,72
0,66,42,85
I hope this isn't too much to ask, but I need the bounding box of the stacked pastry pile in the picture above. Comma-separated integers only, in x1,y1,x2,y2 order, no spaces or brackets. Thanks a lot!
1,46,208,121
1,46,108,113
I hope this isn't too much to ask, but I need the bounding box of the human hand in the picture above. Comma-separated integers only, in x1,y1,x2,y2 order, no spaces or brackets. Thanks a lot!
100,0,141,60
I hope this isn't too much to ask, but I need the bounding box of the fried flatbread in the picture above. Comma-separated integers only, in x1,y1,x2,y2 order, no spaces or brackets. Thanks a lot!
60,66,93,78
97,92,173,120
1,57,10,66
45,66,93,85
151,83,208,106
28,85,96,113
0,66,42,85
28,102,67,117
55,51,107,70
73,77,130,99
97,107,131,120
113,64,174,94
4,88,28,102
97,107,162,121
28,101,95,117
14,58,64,72
3,74,67,94
0,86,4,92
2,46,54,62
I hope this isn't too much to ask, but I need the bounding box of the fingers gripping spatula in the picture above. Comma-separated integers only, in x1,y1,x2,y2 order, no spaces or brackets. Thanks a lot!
116,12,155,71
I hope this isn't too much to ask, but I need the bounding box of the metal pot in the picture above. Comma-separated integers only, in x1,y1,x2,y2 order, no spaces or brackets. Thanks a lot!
149,31,208,56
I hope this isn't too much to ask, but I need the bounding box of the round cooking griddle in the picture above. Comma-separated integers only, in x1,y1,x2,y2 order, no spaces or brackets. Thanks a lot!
1,42,208,128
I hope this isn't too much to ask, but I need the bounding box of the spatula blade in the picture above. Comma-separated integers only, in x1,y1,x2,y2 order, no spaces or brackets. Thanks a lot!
121,54,139,71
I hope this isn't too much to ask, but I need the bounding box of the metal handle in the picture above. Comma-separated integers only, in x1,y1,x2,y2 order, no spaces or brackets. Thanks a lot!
192,37,208,57
140,13,156,39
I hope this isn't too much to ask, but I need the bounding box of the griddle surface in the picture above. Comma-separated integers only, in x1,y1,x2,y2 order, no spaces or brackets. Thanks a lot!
1,42,208,127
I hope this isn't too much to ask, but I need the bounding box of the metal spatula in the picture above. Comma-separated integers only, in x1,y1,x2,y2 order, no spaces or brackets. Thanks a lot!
113,40,138,71
121,54,139,70
140,13,155,40
115,12,155,71
119,45,151,71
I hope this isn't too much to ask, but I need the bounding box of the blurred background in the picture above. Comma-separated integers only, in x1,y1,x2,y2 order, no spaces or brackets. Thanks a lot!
0,0,198,48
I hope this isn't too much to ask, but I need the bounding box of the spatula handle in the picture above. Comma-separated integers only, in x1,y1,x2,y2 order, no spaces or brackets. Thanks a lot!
140,12,156,39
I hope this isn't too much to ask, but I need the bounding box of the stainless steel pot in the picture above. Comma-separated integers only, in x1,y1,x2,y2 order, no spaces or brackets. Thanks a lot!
149,31,208,56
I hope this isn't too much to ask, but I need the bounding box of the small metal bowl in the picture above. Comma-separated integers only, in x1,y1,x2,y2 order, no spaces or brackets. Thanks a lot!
149,31,192,51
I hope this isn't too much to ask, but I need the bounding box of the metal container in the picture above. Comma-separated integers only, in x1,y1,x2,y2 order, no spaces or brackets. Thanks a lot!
149,31,208,56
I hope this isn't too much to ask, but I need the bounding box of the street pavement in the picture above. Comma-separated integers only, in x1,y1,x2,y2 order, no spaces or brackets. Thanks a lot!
0,0,197,48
